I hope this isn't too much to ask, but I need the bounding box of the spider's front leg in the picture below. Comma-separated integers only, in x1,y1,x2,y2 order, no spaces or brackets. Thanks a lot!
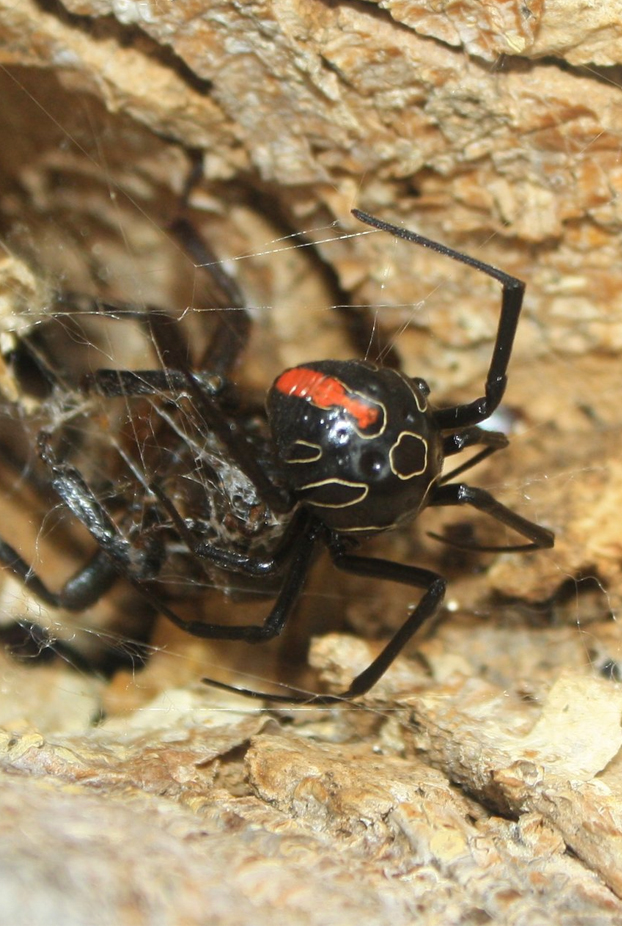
0,432,160,621
352,209,525,430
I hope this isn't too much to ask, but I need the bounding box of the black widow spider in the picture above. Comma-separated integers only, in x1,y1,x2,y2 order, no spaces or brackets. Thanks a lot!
0,210,553,702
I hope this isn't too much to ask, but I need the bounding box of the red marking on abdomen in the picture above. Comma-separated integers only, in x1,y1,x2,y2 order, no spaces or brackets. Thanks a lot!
276,367,379,429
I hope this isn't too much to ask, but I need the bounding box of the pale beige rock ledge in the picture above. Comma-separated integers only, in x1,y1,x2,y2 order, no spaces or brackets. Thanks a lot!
2,666,622,924
375,0,622,65
1,1,622,923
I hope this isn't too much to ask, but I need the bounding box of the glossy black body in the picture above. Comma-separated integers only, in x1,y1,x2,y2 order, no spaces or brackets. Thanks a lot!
267,360,444,534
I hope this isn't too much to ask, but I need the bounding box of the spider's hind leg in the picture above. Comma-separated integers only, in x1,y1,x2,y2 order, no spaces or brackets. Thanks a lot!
353,210,526,429
0,539,119,612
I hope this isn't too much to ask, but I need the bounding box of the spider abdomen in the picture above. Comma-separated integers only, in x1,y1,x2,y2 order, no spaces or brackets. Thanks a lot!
267,360,444,534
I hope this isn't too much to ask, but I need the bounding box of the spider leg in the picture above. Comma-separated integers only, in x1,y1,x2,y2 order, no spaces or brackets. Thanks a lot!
443,426,508,458
441,427,508,483
59,212,249,397
152,510,321,643
84,368,225,399
428,482,554,552
180,373,293,514
0,434,122,610
320,551,445,701
62,212,250,383
0,617,99,671
169,218,251,379
205,553,446,705
353,210,525,429
141,298,289,510
103,292,290,513
0,540,118,610
37,433,166,581
193,520,319,643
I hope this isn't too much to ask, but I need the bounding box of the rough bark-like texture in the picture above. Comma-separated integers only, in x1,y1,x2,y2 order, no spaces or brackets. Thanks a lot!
0,1,622,924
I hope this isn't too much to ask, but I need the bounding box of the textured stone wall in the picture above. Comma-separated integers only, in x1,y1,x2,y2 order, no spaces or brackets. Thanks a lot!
1,3,622,923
